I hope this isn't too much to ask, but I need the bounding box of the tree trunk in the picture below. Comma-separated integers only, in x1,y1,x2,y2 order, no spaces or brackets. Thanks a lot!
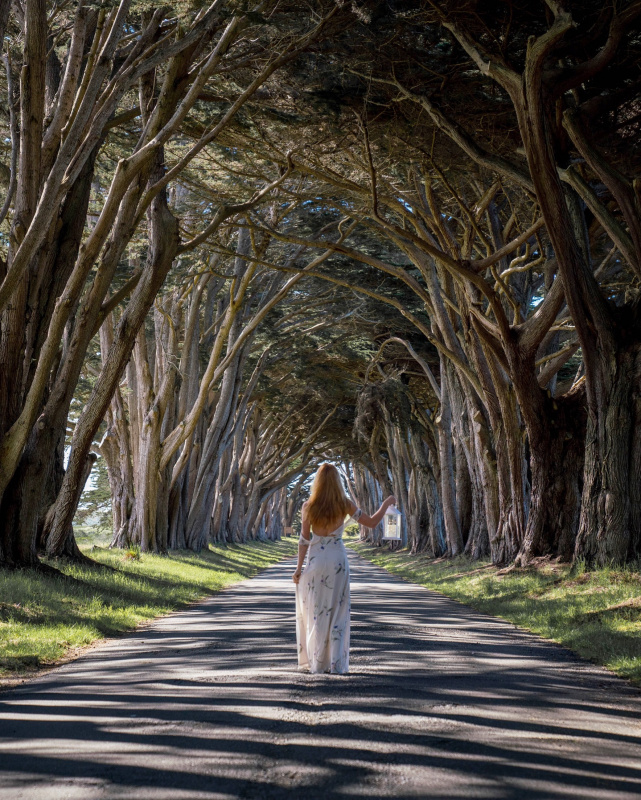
518,387,586,562
575,342,641,564
438,366,464,555
46,156,180,556
0,145,99,568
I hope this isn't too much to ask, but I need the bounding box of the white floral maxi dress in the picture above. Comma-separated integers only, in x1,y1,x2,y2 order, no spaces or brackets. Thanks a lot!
296,521,350,674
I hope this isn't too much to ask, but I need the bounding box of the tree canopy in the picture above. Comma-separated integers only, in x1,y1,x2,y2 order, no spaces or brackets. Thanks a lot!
1,0,640,570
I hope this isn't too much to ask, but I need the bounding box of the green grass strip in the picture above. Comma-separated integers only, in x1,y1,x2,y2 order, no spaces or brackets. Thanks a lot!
350,541,641,685
0,539,297,680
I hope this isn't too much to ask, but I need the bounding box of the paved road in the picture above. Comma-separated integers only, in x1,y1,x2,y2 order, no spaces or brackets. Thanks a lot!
1,552,641,799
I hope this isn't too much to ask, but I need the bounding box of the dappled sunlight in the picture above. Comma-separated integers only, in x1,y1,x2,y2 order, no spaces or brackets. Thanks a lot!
353,544,641,685
1,554,641,798
0,541,298,674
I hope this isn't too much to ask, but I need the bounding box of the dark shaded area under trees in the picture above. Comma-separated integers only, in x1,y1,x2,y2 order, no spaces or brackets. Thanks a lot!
0,0,640,571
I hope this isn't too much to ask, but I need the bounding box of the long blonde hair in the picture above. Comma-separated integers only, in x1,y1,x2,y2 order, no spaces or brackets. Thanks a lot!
306,463,351,529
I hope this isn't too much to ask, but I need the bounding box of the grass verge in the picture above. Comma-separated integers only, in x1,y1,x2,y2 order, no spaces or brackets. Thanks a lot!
350,541,641,685
0,538,297,684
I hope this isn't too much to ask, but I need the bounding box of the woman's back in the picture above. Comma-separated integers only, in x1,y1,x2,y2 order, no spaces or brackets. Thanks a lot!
296,510,351,673
307,510,347,537
292,462,396,675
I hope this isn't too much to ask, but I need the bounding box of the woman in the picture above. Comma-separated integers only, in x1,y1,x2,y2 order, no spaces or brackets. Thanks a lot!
292,463,396,674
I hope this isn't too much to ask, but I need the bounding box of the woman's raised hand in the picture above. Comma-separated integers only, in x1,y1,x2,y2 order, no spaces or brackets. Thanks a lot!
384,495,397,509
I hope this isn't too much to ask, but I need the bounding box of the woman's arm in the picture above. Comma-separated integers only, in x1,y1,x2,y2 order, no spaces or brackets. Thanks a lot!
292,502,311,584
348,496,397,529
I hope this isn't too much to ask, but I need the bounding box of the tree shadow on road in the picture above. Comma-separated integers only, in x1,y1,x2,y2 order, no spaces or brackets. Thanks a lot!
2,556,641,799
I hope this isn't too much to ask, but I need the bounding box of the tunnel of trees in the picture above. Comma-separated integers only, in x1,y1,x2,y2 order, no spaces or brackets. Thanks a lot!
0,0,640,570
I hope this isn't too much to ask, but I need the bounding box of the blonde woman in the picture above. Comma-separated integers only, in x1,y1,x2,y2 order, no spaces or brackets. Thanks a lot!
292,463,396,674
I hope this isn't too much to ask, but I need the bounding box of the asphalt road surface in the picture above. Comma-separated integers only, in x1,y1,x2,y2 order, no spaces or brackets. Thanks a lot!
1,551,641,799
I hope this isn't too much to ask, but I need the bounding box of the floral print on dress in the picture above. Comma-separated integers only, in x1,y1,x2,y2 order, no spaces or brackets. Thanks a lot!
295,520,351,674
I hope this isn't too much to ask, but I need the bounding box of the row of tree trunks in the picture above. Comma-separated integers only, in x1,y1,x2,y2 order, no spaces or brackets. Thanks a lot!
275,116,598,564
0,1,343,568
97,210,354,552
0,3,206,566
350,463,384,545
122,5,641,564
375,6,641,566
